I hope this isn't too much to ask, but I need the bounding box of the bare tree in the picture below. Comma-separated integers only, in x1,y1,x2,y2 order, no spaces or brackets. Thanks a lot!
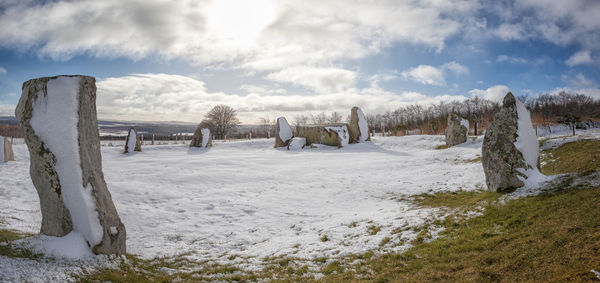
329,112,343,123
311,112,328,124
259,117,275,138
293,115,310,127
202,105,240,140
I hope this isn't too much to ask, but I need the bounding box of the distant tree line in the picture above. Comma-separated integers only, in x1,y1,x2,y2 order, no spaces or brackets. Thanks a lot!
0,124,22,138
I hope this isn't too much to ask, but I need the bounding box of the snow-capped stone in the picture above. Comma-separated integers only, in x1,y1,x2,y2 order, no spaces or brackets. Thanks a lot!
16,75,126,255
482,92,540,193
1,136,15,162
274,117,293,148
348,106,370,143
445,113,468,146
287,137,306,150
325,125,350,147
124,128,142,153
190,127,212,148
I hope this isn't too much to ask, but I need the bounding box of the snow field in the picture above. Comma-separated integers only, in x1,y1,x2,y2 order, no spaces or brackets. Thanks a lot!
1,135,486,274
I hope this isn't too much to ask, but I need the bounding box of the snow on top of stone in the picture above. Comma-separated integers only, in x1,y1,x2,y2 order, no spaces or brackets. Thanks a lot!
201,128,210,147
357,108,368,142
288,137,306,150
127,129,137,152
278,117,292,142
29,76,103,248
460,118,469,132
513,98,539,172
325,125,349,147
0,136,4,163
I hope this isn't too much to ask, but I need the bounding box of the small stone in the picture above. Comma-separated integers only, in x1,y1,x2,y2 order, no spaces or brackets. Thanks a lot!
445,113,468,146
348,106,370,143
274,117,293,148
124,128,142,153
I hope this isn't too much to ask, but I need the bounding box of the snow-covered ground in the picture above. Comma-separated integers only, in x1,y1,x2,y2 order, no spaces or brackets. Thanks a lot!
1,135,486,279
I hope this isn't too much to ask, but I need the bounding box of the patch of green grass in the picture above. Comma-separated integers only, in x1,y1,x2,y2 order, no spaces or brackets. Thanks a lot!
435,144,451,150
411,189,501,209
0,229,40,259
379,237,391,247
540,140,600,175
367,225,382,235
320,186,600,282
320,235,329,242
466,156,481,163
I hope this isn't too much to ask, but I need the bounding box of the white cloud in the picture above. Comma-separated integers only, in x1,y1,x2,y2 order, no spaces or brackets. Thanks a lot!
497,54,529,64
441,61,469,75
469,85,511,102
401,65,446,86
401,61,468,86
488,1,600,52
0,103,15,116
565,50,593,67
0,66,6,75
493,23,527,40
0,0,477,73
562,72,597,88
95,73,468,123
265,66,357,93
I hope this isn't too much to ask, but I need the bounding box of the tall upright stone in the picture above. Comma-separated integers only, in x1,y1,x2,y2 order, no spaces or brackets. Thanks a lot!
16,75,126,255
274,117,293,148
348,106,370,143
1,136,15,162
482,92,540,193
445,113,469,146
124,128,142,153
190,127,212,148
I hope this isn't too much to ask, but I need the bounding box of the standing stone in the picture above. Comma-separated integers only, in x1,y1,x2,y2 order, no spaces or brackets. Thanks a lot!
348,106,370,143
1,136,15,162
482,92,539,193
124,128,142,153
190,127,213,148
274,117,293,148
16,75,126,255
445,113,469,146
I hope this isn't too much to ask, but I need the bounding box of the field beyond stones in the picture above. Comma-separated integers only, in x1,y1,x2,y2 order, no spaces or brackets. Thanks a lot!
1,132,599,281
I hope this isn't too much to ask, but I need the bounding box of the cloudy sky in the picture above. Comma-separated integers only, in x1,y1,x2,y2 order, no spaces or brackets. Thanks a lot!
0,0,599,123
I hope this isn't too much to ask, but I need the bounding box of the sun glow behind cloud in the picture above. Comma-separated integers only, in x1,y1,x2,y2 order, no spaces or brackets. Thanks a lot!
206,0,277,50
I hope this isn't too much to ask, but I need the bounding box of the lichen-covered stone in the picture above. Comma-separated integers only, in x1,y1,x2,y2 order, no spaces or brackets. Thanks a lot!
482,92,533,193
190,127,212,148
124,128,142,153
274,117,293,148
445,113,468,146
16,75,126,255
348,106,370,143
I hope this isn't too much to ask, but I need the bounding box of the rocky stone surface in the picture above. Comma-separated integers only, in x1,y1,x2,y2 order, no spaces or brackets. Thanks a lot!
190,127,212,148
274,117,293,148
124,128,142,153
445,113,468,146
1,136,15,162
16,75,126,255
482,92,537,193
295,124,345,148
348,106,370,143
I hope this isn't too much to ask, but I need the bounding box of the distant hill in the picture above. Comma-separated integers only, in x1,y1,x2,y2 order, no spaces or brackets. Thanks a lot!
0,116,262,137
